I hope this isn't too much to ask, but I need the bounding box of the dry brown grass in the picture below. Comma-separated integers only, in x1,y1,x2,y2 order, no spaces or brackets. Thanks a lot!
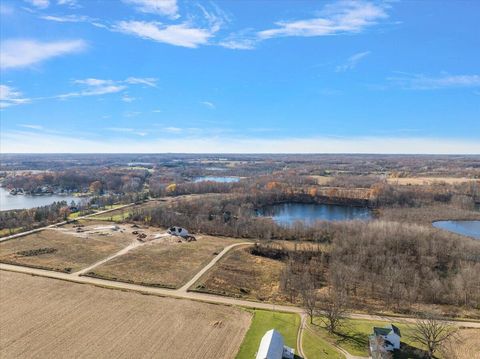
0,271,251,359
192,246,288,303
387,177,478,186
0,221,132,273
442,328,480,359
86,235,241,288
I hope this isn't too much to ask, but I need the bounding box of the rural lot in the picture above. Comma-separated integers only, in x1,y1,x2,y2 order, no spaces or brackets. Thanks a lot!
0,271,251,359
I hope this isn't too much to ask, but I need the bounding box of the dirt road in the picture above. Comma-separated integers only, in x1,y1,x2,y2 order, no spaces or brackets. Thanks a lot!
1,263,479,329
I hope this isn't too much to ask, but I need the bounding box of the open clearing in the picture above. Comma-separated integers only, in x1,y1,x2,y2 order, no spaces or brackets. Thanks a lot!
386,177,478,186
192,245,288,302
86,234,243,288
0,221,134,272
0,270,251,359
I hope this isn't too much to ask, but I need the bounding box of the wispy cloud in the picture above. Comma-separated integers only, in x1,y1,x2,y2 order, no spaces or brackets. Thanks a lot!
123,0,179,19
113,21,215,48
19,124,43,130
258,1,388,40
336,51,371,72
389,73,480,90
106,127,147,136
125,77,157,87
0,85,30,108
200,101,215,109
0,39,86,70
40,14,91,22
56,77,157,99
24,0,49,9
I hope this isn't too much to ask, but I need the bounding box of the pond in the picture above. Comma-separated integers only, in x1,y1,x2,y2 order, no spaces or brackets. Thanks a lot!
193,176,240,183
432,220,480,239
0,187,82,211
257,202,373,226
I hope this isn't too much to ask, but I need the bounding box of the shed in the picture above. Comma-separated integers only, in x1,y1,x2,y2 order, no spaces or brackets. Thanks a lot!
256,329,294,359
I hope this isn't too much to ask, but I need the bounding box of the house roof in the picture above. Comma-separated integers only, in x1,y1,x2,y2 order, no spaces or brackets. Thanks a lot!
373,327,392,336
256,329,285,359
389,324,401,337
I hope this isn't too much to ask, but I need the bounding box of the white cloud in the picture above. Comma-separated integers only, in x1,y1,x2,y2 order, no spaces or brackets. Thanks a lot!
0,39,86,70
24,0,49,9
125,77,157,87
40,14,90,22
57,0,78,7
336,51,370,72
2,131,479,154
123,0,178,18
200,101,215,109
258,1,387,39
20,124,43,130
122,94,136,103
163,126,182,133
0,85,30,108
389,74,480,90
58,80,126,98
113,21,215,48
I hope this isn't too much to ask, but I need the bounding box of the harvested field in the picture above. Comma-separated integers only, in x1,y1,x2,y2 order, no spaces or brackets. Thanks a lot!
192,246,288,303
0,221,134,272
86,235,242,288
0,271,251,359
387,177,478,186
446,328,480,359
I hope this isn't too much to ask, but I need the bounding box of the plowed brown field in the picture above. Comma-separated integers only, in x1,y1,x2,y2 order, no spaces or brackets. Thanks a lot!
0,271,251,359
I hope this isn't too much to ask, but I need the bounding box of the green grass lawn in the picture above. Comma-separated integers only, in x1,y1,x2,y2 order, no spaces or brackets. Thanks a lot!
310,317,428,358
302,326,345,359
236,309,300,359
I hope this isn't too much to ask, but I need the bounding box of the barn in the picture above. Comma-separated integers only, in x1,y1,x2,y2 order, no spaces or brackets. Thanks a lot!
255,329,294,359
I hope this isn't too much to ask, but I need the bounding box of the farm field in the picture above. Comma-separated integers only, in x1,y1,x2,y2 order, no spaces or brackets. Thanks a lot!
386,177,478,186
0,221,133,272
86,234,243,288
0,271,251,359
192,245,288,303
235,309,300,359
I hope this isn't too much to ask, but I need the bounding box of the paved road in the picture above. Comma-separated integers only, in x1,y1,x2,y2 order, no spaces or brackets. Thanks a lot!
0,203,135,243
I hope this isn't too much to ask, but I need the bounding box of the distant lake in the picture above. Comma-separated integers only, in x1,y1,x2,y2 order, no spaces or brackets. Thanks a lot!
194,176,240,183
257,202,373,226
433,220,480,239
0,187,81,211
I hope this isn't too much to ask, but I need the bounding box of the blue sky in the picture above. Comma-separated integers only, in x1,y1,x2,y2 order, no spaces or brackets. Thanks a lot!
1,0,479,153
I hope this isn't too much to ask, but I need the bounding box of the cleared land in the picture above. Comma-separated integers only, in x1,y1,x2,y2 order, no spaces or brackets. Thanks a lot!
235,309,300,359
386,177,478,185
86,234,242,288
193,245,288,303
0,270,251,359
0,221,133,272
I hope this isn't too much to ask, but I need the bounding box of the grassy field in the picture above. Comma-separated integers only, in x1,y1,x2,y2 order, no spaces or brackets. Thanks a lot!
387,177,478,185
302,327,345,359
235,309,300,359
0,271,251,359
308,317,480,359
0,221,132,272
86,235,242,288
192,246,288,302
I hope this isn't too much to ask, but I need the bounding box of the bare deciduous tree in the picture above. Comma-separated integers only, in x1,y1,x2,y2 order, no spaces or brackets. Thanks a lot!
316,289,349,333
409,315,458,359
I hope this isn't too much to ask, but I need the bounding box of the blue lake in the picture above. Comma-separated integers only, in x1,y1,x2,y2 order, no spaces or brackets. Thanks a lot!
257,202,373,226
433,220,480,239
194,176,240,183
0,187,82,211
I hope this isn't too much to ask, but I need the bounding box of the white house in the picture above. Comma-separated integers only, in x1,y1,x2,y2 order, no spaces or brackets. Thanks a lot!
369,324,401,353
168,226,189,237
255,329,294,359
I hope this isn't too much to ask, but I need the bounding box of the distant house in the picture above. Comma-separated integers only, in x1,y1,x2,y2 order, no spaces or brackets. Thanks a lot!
255,329,294,359
369,324,401,357
168,226,190,237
